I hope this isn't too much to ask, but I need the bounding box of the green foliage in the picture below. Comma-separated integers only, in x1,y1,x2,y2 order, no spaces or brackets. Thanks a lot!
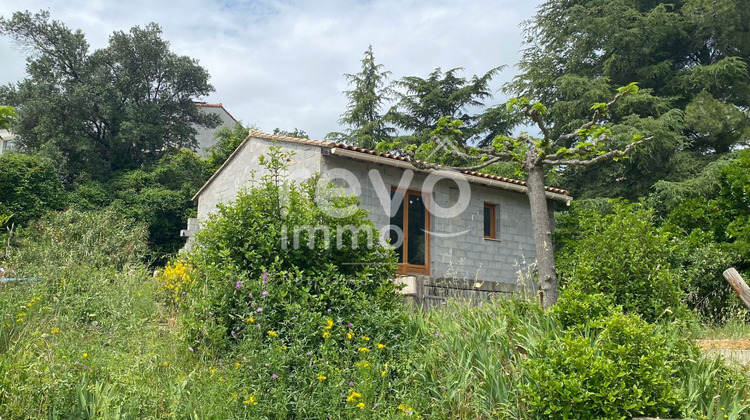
326,45,395,149
525,310,684,419
0,105,17,130
184,146,399,350
511,0,750,199
204,123,251,172
0,10,217,182
272,127,309,139
0,152,67,226
556,199,687,322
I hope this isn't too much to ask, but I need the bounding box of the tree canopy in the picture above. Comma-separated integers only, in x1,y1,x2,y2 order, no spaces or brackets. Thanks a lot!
511,0,750,199
0,10,218,182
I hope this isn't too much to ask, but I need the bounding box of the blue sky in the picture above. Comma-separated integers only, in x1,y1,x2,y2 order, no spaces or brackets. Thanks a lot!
0,0,544,139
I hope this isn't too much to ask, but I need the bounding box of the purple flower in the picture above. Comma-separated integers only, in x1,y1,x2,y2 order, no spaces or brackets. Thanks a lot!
306,351,312,356
235,280,242,290
349,381,354,387
434,332,441,338
262,272,269,281
231,330,236,337
347,323,353,328
257,307,263,313
261,290,268,296
271,373,278,379
441,301,447,305
188,347,194,353
262,280,267,285
327,308,332,312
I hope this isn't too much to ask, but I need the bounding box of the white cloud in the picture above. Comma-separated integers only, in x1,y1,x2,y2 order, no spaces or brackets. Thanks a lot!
0,0,543,139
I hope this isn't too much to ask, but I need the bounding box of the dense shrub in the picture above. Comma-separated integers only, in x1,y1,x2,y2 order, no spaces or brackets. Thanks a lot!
0,152,67,226
184,146,400,351
556,199,687,322
524,310,685,419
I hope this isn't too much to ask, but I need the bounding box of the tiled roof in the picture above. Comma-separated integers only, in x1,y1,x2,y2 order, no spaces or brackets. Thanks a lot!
246,130,570,196
193,130,570,201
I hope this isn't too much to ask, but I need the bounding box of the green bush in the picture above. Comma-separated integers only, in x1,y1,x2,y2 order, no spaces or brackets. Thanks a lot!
184,146,400,351
556,199,687,322
0,152,67,226
524,310,685,419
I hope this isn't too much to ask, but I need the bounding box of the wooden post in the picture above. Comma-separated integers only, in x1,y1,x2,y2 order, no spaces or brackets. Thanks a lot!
723,268,750,310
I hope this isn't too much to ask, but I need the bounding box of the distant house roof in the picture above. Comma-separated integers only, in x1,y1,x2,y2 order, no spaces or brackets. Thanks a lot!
193,129,571,203
195,102,239,123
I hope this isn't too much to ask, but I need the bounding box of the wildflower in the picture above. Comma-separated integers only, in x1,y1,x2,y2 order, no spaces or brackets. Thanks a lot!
235,280,242,290
235,362,240,369
245,317,254,323
307,351,313,356
50,328,61,334
243,395,258,405
434,332,440,338
327,308,332,312
83,353,88,358
261,290,268,296
262,272,268,281
377,343,386,350
346,389,362,402
188,347,194,353
267,330,278,337
317,375,327,382
163,361,169,367
257,307,263,313
325,319,334,330
381,370,386,377
347,331,354,340
361,336,369,341
271,373,278,379
349,381,354,386
358,347,370,353
322,331,331,339
210,368,216,374
356,402,365,410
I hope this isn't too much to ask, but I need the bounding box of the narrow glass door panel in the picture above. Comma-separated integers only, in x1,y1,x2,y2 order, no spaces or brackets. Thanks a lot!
407,194,426,266
389,190,404,263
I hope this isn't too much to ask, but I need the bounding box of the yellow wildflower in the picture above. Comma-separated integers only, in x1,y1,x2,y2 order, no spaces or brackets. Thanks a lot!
235,362,240,369
163,361,168,367
243,395,258,405
356,402,365,410
361,336,370,341
346,331,354,340
267,330,278,337
381,370,387,377
322,331,331,339
83,353,88,358
358,347,370,353
317,375,327,381
377,343,386,349
346,389,362,402
245,317,255,323
325,319,334,330
50,328,61,334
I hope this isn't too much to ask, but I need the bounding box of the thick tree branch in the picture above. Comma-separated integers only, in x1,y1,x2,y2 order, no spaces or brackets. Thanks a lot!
543,136,653,167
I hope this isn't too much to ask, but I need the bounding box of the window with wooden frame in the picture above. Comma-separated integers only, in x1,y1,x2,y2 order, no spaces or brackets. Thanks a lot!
389,189,430,275
483,203,497,239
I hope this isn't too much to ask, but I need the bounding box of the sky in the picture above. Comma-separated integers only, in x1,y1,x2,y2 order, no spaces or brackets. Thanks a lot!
0,0,544,140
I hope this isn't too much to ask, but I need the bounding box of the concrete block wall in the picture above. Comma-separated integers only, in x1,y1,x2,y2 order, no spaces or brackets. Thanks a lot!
197,136,323,220
320,155,538,287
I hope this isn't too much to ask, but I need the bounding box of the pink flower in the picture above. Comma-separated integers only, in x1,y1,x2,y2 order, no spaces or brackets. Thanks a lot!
261,291,268,296
262,272,269,281
188,347,194,353
257,307,263,312
434,332,441,338
271,373,278,379
235,281,242,290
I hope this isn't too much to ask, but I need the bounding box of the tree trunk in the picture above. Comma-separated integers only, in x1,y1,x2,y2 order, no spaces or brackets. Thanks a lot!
526,164,558,309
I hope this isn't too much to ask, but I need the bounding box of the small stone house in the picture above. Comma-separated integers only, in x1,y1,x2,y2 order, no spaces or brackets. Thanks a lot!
185,130,571,303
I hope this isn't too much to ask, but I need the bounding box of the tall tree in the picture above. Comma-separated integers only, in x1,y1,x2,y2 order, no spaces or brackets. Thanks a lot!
0,10,218,182
0,106,16,131
511,0,750,199
405,84,654,308
387,67,510,146
327,46,395,150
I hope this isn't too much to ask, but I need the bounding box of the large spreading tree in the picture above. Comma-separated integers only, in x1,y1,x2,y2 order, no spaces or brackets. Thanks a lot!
511,0,750,200
405,84,654,308
0,10,219,182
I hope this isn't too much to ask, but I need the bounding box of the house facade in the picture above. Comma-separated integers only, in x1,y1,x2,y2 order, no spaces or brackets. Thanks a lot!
193,102,240,156
187,130,571,292
0,129,16,156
